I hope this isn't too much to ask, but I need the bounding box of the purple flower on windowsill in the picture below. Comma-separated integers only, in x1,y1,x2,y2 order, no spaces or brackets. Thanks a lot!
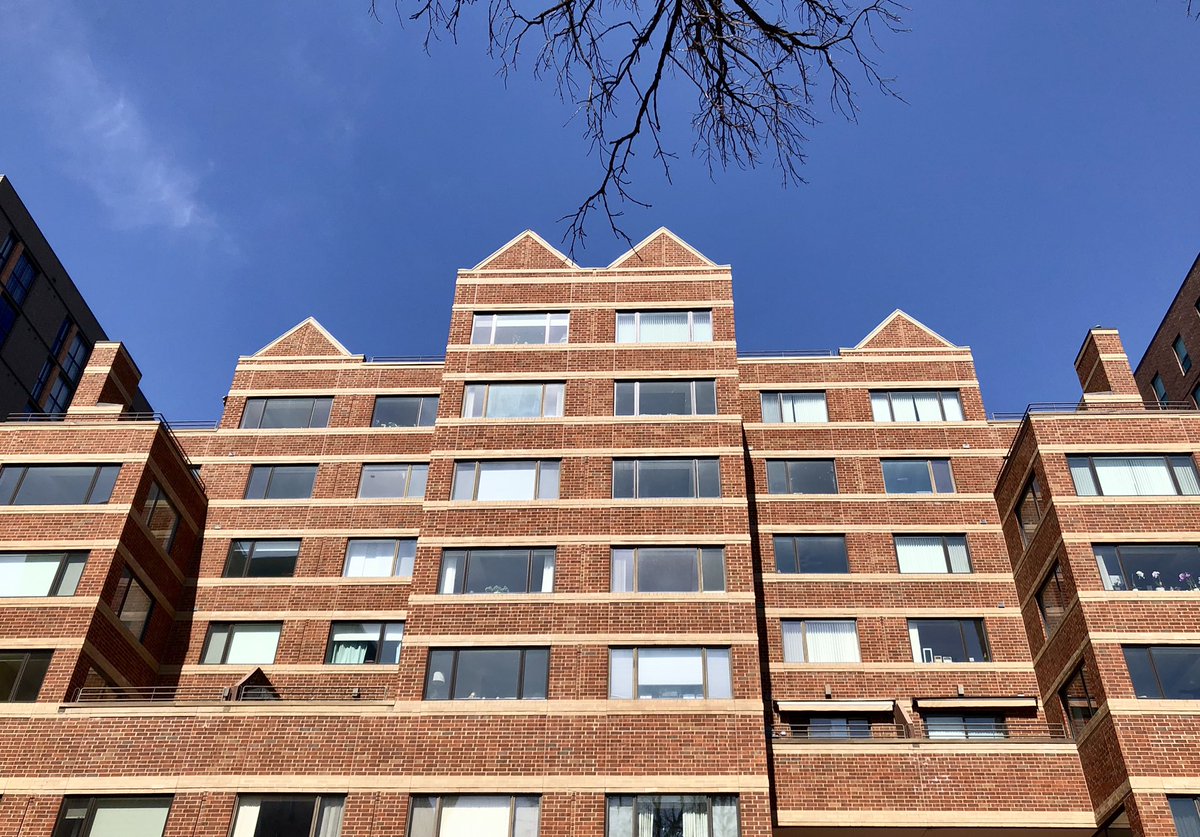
1181,572,1196,591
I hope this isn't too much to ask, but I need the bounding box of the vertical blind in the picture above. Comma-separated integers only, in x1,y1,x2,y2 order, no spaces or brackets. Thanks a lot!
781,621,860,663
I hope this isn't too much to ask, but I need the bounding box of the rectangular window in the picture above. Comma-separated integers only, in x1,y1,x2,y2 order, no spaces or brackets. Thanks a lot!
225,540,301,578
870,390,964,422
1016,475,1046,547
463,382,564,418
1095,544,1200,591
326,621,404,664
1176,336,1193,373
608,647,732,699
113,569,154,641
1169,798,1200,837
0,551,86,596
0,464,120,505
611,547,724,592
785,715,872,739
201,622,282,665
424,648,549,699
1153,374,1169,405
1036,563,1069,634
882,459,955,494
615,380,716,416
908,619,989,663
780,620,860,663
923,714,1007,740
0,650,52,701
239,397,333,429
358,463,428,498
471,312,569,345
1124,645,1200,699
1068,455,1200,496
231,795,345,837
760,391,828,423
141,483,179,553
52,796,172,837
61,332,89,383
409,795,539,837
5,252,37,306
605,796,739,837
765,460,837,494
344,539,416,578
615,310,712,343
440,548,555,594
452,460,560,501
244,465,317,500
1060,661,1099,734
0,297,15,349
773,536,848,574
894,535,971,573
612,458,720,499
372,395,439,427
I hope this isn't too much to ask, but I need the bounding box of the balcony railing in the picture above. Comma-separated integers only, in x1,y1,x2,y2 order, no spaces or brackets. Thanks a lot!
73,683,391,703
771,719,1071,743
990,400,1199,422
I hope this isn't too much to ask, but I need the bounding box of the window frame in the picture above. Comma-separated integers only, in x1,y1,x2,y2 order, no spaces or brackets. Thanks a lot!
614,379,717,417
0,464,120,506
1059,660,1099,735
231,794,345,837
1176,336,1193,373
200,621,283,665
372,395,439,427
1036,562,1070,636
893,535,971,574
608,646,732,700
141,482,180,554
451,460,560,501
780,619,861,663
1152,374,1169,405
408,795,541,837
343,538,416,579
870,390,964,422
1094,543,1200,591
605,795,740,837
614,310,713,344
1068,454,1200,497
113,568,155,642
772,535,849,574
357,463,429,499
223,539,301,579
51,795,173,837
243,464,318,500
610,546,725,592
1123,645,1200,699
463,382,565,419
612,458,721,499
439,548,556,594
325,620,405,665
764,459,838,495
0,551,87,597
1016,474,1046,547
471,312,569,345
239,396,333,430
0,649,52,701
423,647,550,700
759,391,829,423
881,458,956,494
908,618,990,663
922,713,1008,740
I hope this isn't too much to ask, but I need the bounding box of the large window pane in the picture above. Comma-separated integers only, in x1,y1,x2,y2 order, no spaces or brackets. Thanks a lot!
241,397,332,429
1095,544,1200,591
605,795,739,837
424,648,549,699
616,381,716,416
1059,661,1099,734
761,391,827,423
408,796,540,837
613,459,720,499
908,619,989,663
373,395,439,427
1068,455,1200,497
882,459,954,494
0,551,86,596
244,465,316,500
344,539,415,578
466,383,564,418
225,540,300,578
0,465,121,505
358,464,428,498
327,621,404,664
609,647,731,699
231,795,345,837
114,570,154,640
454,461,559,501
1123,646,1200,699
439,548,555,594
895,536,971,574
871,391,963,422
781,620,860,663
202,623,281,665
765,460,837,494
54,797,173,837
472,313,569,345
773,536,848,573
0,650,52,701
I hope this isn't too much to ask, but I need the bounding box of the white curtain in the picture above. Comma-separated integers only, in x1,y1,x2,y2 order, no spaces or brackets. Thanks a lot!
0,554,58,596
476,462,538,500
909,623,925,663
488,384,546,418
345,540,399,578
225,625,281,665
870,393,891,422
637,800,656,837
440,554,463,593
637,648,704,696
704,648,732,698
891,394,918,422
896,537,949,573
542,384,565,417
946,538,971,573
781,622,806,662
610,649,635,698
711,797,739,837
1069,460,1098,495
90,799,171,837
1095,458,1175,495
691,311,713,341
331,624,375,664
607,797,634,837
612,550,635,592
912,391,943,421
682,801,708,837
780,393,827,423
440,797,511,837
230,800,260,837
637,312,690,342
539,557,555,592
804,620,860,663
317,796,345,837
616,314,637,343
941,393,964,421
1176,461,1200,494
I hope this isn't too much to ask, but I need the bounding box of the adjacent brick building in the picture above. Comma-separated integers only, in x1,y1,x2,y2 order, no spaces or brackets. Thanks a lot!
0,226,1197,837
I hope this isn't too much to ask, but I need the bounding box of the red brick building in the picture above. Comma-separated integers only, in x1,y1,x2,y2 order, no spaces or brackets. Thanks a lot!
0,228,1196,837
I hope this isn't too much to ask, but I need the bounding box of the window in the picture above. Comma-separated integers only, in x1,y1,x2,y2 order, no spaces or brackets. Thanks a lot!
895,535,971,574
1068,455,1200,496
1059,661,1099,734
201,622,282,665
1194,381,1200,409
358,463,428,498
908,619,989,663
141,483,179,553
615,380,716,416
765,460,837,494
409,795,539,837
1124,645,1200,699
1016,475,1046,547
781,620,860,663
611,547,724,592
373,395,439,427
615,310,712,343
1036,563,1069,634
344,539,416,578
870,390,964,422
472,312,568,345
424,648,549,699
0,297,15,348
881,459,955,494
463,383,564,418
923,714,1007,740
609,647,732,699
606,796,739,837
225,540,301,578
452,460,560,501
113,569,154,641
32,320,90,415
1153,374,1169,405
1169,797,1200,837
231,795,345,837
5,252,37,306
788,716,872,739
760,391,828,423
52,796,172,837
240,397,332,429
61,331,89,383
0,551,86,596
0,650,52,701
1095,544,1200,591
326,621,404,664
440,548,555,593
1176,336,1193,373
0,464,120,505
244,465,317,500
773,536,848,574
613,458,720,499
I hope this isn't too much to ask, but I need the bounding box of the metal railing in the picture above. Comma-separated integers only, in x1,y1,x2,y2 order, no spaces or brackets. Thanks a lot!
771,719,1070,742
737,349,839,359
73,682,391,703
367,355,447,364
990,400,1199,422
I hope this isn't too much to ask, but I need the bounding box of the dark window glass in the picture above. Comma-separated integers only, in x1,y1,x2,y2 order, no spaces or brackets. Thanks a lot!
142,483,179,553
605,795,739,837
612,459,720,499
792,716,872,739
1123,646,1200,699
1153,374,1169,405
0,465,120,505
1036,563,1069,634
231,795,345,836
240,397,332,429
423,648,549,700
224,540,300,578
439,548,556,594
773,536,848,573
882,459,954,494
1176,336,1193,373
1095,544,1200,591
1059,661,1099,735
52,796,172,837
1169,798,1200,837
1016,475,1045,546
610,547,724,592
0,650,52,701
908,619,989,663
373,395,439,427
244,465,317,500
5,253,36,306
0,297,16,348
113,569,154,641
765,460,837,494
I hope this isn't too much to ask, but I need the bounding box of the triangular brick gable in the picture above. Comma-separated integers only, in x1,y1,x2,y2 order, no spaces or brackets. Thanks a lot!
254,318,352,358
854,310,960,350
608,228,716,269
472,231,576,271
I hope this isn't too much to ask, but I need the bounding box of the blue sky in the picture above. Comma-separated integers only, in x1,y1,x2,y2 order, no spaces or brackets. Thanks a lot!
0,1,1197,421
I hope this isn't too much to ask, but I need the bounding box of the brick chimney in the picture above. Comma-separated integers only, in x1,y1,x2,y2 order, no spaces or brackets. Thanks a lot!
66,342,143,417
1074,328,1143,406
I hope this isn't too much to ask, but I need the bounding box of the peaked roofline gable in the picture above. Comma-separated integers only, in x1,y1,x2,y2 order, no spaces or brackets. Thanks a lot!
853,310,961,350
607,227,717,269
470,230,578,271
252,317,353,358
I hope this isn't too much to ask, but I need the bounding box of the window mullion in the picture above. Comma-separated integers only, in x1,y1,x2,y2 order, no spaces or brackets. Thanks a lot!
701,647,709,697
517,650,526,698
1087,458,1102,496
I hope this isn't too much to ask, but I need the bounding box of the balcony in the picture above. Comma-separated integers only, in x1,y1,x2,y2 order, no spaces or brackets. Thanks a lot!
71,682,391,704
771,718,1071,743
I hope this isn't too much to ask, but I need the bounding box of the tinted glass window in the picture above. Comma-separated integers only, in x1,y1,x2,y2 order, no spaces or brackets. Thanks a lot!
0,650,52,701
1096,544,1200,591
610,547,724,592
882,459,954,494
908,619,989,663
244,465,317,500
773,536,848,573
0,465,120,505
1124,646,1200,699
424,648,549,699
765,460,837,494
224,540,300,578
373,395,439,427
240,397,332,429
